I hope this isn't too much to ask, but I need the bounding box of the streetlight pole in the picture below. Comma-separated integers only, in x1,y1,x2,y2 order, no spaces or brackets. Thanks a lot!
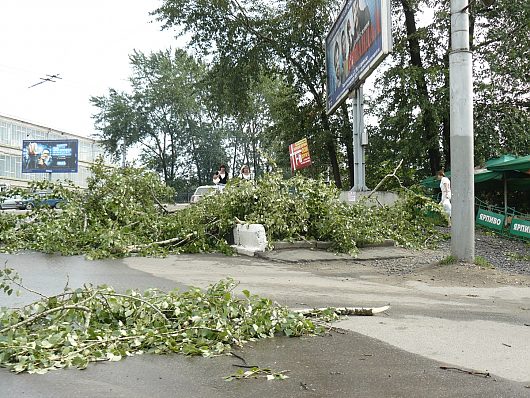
351,85,368,192
450,0,475,261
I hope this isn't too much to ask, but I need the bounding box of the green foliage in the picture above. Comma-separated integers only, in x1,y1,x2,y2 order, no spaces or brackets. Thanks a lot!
179,172,446,255
154,0,347,186
506,251,530,262
368,0,530,182
90,0,528,191
474,0,530,137
439,255,458,266
225,367,290,381
324,190,447,252
0,160,174,259
0,212,19,239
474,256,494,269
91,49,225,187
0,163,446,259
0,267,21,297
0,269,319,374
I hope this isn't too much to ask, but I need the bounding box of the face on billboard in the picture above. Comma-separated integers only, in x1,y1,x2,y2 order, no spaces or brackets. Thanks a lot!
353,0,372,40
22,140,78,173
347,19,354,54
37,149,51,168
334,42,341,84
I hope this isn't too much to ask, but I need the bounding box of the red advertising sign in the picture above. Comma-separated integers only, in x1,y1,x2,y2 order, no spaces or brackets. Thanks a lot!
289,138,312,171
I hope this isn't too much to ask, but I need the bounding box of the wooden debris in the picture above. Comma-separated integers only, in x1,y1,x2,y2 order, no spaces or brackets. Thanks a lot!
440,366,491,378
294,305,390,317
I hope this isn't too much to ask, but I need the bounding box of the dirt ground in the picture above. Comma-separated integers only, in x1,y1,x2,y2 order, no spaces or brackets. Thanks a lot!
396,261,530,289
293,239,530,290
365,228,530,288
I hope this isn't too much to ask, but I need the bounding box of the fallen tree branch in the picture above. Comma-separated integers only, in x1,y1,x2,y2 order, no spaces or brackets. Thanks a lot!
0,305,91,334
66,326,225,357
440,366,490,378
2,263,47,299
294,305,390,317
150,187,171,214
368,160,404,198
126,233,195,253
126,216,224,254
1,287,100,333
102,292,169,322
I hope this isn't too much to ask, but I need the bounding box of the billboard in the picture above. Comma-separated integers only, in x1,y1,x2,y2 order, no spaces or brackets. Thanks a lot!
325,0,392,114
289,138,312,171
22,140,78,173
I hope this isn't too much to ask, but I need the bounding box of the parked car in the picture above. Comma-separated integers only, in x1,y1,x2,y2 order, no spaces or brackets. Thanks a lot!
190,185,219,203
22,191,65,210
0,195,25,210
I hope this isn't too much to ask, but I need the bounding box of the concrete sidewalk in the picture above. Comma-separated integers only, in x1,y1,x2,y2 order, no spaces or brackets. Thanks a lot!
257,245,415,263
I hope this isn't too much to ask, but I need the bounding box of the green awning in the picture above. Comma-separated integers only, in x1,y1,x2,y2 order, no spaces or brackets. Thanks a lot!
420,169,503,189
421,154,530,189
487,155,530,173
485,154,517,168
473,169,503,183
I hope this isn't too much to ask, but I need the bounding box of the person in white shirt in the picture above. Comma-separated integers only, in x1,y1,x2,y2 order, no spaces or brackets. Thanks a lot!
239,164,252,181
436,170,452,226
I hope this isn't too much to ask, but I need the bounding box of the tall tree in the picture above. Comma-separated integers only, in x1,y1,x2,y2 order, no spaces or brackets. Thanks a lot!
367,0,529,185
154,0,346,187
400,0,441,174
472,0,530,164
91,49,226,187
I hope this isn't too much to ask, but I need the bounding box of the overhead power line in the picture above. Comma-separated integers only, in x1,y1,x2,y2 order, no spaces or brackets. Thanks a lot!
28,73,62,88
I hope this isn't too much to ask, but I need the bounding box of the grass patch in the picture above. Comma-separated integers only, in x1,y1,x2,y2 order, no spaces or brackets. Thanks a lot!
474,256,494,269
439,255,458,266
506,252,530,261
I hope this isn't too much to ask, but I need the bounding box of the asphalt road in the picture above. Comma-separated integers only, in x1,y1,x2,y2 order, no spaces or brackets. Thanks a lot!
0,250,529,397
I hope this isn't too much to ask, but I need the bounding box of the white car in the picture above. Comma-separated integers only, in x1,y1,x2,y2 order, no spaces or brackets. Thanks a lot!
190,185,220,203
0,195,25,210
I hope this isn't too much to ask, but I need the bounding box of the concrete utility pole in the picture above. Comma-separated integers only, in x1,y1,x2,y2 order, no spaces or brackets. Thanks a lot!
450,0,475,261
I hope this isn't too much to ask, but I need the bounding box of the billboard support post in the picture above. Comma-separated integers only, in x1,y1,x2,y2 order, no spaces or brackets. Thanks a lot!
351,86,368,191
450,0,475,261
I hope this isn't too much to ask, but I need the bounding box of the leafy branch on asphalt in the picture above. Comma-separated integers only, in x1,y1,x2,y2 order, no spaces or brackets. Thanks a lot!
225,367,290,381
0,267,324,374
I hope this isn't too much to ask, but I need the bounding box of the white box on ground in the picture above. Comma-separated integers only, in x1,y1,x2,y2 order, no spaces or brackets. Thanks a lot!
232,224,268,255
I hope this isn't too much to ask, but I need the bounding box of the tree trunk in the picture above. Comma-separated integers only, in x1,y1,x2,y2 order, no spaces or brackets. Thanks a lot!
401,0,441,175
231,135,239,178
320,110,342,189
190,139,203,184
340,103,355,188
441,50,451,169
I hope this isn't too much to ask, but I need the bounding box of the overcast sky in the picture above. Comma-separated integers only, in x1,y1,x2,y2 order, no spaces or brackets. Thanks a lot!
0,0,178,139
